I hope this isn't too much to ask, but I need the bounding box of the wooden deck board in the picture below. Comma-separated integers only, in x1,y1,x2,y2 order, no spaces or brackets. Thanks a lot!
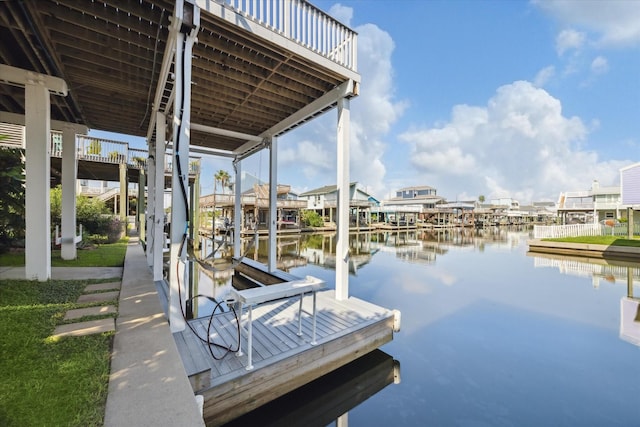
172,290,397,425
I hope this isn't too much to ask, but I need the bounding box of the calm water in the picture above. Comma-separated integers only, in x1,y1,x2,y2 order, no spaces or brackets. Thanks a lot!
197,228,640,427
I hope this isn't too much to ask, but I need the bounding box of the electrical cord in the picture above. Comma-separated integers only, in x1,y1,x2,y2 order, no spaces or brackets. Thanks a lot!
173,35,242,361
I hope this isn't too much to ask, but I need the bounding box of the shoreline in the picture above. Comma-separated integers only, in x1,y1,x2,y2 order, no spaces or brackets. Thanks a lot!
527,239,640,261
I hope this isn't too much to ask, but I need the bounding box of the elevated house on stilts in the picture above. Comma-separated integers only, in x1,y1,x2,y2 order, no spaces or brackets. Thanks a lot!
1,0,400,424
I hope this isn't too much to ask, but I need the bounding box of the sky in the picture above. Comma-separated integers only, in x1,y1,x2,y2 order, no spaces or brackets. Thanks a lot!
92,0,640,203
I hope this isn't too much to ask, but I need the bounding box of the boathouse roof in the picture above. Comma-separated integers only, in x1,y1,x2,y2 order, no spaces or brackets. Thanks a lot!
0,0,359,155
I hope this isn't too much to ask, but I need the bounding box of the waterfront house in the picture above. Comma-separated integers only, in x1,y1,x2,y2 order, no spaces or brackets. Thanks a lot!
379,185,445,225
557,180,623,224
299,182,378,227
621,163,640,209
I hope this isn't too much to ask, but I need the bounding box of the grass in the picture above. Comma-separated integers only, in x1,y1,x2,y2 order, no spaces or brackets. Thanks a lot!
543,235,640,247
0,237,129,267
0,279,113,427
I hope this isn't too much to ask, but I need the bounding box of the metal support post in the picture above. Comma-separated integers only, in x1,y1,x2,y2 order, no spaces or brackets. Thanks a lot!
268,137,277,272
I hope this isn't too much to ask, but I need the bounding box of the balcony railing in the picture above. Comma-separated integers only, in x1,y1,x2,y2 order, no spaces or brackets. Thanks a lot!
219,0,357,70
49,134,200,175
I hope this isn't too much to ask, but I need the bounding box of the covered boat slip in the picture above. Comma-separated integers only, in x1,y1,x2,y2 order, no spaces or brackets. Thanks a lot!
157,259,398,425
2,0,399,423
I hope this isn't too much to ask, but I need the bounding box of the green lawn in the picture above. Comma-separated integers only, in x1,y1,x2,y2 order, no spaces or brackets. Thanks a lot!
0,238,128,267
543,235,640,247
0,279,113,427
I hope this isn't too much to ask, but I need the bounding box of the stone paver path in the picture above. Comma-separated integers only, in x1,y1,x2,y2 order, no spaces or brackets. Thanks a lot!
51,281,122,339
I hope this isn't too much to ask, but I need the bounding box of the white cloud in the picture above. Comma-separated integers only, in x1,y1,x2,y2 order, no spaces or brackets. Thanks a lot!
535,0,640,47
399,80,629,201
279,12,407,197
590,56,609,74
328,4,353,27
555,28,586,56
533,65,556,87
279,139,333,182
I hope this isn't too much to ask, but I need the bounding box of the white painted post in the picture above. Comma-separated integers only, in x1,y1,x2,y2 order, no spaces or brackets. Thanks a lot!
335,96,350,300
233,159,242,259
169,29,188,333
60,125,78,260
169,4,198,331
119,163,127,233
152,113,165,281
138,169,146,240
268,137,277,272
25,84,52,281
146,140,155,267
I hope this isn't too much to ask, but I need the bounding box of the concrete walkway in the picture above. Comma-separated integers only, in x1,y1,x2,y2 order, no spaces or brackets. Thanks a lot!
0,240,205,426
104,237,205,427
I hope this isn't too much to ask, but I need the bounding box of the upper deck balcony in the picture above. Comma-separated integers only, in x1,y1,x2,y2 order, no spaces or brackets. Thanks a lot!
0,0,360,156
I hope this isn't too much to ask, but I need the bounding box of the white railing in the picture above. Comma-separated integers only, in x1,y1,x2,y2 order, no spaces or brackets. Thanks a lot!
96,187,121,202
129,148,148,169
76,135,129,164
534,223,639,239
48,134,200,175
163,154,201,175
533,223,602,239
54,224,83,245
221,0,357,70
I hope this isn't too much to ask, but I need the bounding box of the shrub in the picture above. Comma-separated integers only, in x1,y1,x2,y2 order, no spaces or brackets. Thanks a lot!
50,186,119,241
0,147,25,252
301,210,324,227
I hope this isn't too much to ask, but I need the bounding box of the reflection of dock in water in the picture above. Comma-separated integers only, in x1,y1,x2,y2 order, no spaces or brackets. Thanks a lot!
222,349,400,427
529,251,640,348
528,251,640,287
620,297,640,346
301,248,374,274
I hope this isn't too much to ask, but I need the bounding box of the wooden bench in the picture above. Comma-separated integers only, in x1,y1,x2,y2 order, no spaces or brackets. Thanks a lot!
229,275,326,370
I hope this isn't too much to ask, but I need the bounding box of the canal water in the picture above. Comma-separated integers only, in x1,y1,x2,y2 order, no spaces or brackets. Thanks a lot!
196,227,640,426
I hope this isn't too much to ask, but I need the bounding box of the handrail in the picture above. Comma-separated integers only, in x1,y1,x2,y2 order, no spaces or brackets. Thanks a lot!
54,224,83,245
532,223,639,239
219,0,357,70
48,134,200,175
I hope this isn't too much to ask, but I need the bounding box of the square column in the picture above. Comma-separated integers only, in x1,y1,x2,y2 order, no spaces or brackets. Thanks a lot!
268,137,277,272
233,159,242,259
138,169,146,242
146,140,155,267
60,125,78,260
169,9,199,331
152,114,165,281
25,84,52,280
119,163,128,233
335,96,350,300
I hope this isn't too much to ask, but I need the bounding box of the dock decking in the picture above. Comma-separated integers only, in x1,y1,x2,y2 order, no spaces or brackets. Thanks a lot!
170,288,398,425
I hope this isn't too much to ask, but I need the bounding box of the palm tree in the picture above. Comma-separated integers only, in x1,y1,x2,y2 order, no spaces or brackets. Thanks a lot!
216,170,231,195
213,169,231,233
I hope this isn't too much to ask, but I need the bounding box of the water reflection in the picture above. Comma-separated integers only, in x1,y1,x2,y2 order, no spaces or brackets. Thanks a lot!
528,250,640,347
195,228,640,425
220,349,400,427
192,227,534,316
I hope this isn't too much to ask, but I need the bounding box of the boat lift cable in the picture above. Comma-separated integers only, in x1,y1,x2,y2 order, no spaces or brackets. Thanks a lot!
176,271,241,360
174,36,243,360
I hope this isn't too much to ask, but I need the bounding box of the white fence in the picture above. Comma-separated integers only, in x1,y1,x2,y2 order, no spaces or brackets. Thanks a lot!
533,223,638,239
220,0,358,70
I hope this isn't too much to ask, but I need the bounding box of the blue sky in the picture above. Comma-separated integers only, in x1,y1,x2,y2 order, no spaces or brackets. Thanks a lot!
93,0,640,203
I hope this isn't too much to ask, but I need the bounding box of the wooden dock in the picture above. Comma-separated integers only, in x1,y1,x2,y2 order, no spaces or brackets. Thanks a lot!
171,289,398,425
